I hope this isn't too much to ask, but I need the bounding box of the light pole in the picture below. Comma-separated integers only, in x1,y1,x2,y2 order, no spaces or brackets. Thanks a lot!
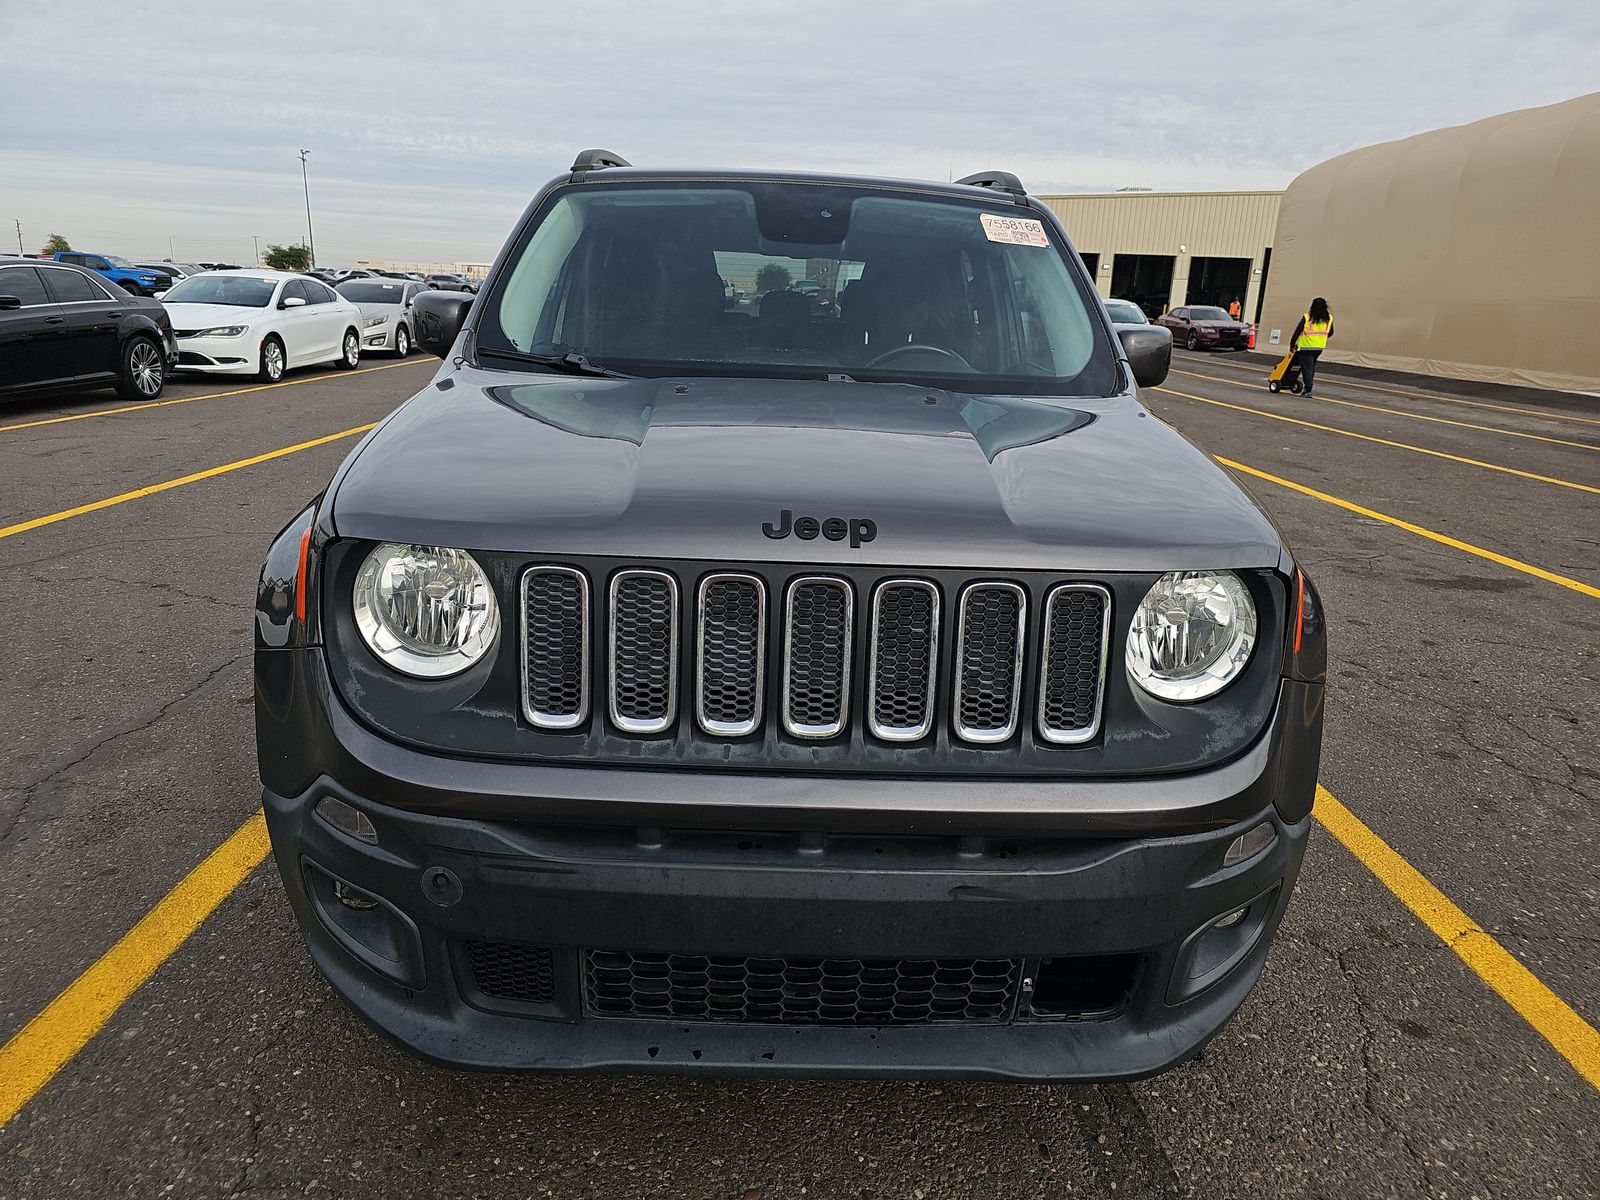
253,235,260,266
298,149,316,268
168,235,175,261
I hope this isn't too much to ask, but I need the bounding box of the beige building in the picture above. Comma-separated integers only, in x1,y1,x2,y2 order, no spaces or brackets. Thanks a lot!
1260,90,1600,392
1038,191,1282,321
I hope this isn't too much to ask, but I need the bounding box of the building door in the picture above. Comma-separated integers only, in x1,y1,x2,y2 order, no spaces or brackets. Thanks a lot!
1109,255,1174,318
1185,257,1253,312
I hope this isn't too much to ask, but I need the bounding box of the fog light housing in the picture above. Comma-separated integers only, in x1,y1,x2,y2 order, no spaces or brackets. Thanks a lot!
333,880,379,910
1167,883,1281,1004
1223,820,1277,867
315,796,377,844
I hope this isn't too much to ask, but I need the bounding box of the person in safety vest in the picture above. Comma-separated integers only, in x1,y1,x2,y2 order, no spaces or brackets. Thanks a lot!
1227,296,1242,320
1290,297,1333,397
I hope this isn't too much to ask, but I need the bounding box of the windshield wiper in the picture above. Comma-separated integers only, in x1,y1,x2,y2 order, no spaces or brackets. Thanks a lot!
479,347,635,379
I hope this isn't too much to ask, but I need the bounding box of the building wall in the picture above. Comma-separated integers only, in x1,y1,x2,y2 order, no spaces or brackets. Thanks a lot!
1260,91,1600,391
1037,191,1282,315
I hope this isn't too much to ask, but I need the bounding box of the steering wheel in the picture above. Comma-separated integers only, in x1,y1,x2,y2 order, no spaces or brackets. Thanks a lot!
862,343,975,371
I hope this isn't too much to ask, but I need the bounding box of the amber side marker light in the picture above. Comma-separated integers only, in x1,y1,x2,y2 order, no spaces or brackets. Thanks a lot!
1293,570,1306,656
294,526,312,622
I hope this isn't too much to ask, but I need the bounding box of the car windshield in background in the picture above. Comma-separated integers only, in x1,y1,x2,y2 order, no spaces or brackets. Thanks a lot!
1190,307,1231,321
338,281,406,303
161,275,276,307
104,254,136,268
1105,302,1146,324
481,182,1119,396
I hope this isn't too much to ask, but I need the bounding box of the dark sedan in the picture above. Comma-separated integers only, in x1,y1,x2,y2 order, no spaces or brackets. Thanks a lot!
1157,305,1250,351
0,256,178,403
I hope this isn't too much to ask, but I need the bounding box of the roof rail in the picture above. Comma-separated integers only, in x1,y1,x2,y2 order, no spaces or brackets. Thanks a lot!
954,170,1028,198
570,148,632,177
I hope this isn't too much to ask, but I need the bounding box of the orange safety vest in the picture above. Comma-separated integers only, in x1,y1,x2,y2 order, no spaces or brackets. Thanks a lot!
1299,314,1331,350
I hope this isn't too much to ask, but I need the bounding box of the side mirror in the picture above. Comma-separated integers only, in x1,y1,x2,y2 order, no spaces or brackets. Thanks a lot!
412,290,474,357
0,295,22,311
1118,326,1172,389
280,296,307,309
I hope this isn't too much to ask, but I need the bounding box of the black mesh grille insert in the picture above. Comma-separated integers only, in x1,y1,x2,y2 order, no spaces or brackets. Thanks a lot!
1040,587,1108,741
869,582,938,740
956,585,1025,740
522,568,588,728
464,941,556,1004
585,950,1021,1025
784,580,851,737
610,572,677,731
698,576,764,735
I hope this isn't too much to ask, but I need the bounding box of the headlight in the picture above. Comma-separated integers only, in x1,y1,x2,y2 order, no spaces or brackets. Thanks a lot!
364,315,388,327
353,543,499,677
196,325,247,337
1126,571,1257,702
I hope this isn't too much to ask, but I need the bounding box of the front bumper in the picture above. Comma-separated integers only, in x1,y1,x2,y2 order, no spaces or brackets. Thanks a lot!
175,334,256,373
361,321,397,350
258,648,1319,1080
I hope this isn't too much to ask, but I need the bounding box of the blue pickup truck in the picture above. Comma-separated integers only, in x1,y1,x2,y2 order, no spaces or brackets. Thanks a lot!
51,252,166,296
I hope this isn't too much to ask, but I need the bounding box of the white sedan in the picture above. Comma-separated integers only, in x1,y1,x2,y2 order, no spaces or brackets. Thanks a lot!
336,277,430,356
161,270,365,382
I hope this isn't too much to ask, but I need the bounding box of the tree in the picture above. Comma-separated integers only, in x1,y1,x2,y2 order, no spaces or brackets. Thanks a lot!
755,263,793,294
40,233,71,254
263,243,311,271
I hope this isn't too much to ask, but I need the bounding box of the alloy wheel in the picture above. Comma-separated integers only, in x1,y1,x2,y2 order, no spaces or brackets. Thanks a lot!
265,341,284,381
130,341,163,396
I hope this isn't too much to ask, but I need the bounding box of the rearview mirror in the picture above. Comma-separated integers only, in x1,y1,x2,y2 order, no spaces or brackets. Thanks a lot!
280,296,307,309
412,290,475,358
1118,326,1172,389
0,295,22,311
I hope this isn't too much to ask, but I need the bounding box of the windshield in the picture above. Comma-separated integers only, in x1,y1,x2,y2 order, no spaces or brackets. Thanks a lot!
105,255,136,268
480,182,1118,395
1105,301,1146,324
339,281,407,303
1189,306,1231,321
161,275,277,307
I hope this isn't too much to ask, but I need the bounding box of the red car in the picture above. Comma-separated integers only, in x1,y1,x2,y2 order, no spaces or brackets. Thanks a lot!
1156,305,1249,351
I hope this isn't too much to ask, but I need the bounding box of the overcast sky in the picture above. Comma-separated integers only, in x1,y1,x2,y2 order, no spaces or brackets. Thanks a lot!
5,1,1598,267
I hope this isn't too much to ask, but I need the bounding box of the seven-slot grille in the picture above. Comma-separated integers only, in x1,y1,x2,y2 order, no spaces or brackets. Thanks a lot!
520,567,1109,746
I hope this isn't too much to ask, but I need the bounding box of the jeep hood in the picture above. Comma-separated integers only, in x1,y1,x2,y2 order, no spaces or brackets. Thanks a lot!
329,370,1285,572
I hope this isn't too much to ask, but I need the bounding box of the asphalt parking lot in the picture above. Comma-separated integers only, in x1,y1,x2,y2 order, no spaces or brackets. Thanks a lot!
0,350,1596,1199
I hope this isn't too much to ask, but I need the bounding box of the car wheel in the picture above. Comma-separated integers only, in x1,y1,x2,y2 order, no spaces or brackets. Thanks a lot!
1290,380,1304,395
337,328,361,369
1186,332,1199,351
1267,380,1281,393
394,324,410,357
115,335,165,401
259,336,286,383
119,280,141,295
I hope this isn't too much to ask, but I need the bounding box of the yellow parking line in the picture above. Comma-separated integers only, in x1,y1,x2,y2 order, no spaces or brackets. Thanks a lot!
0,423,378,541
0,809,270,1129
1156,387,1600,496
1315,786,1599,1090
0,358,428,436
1167,368,1600,453
1214,455,1600,599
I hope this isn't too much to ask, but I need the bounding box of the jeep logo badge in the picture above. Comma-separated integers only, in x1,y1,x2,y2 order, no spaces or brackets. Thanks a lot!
762,509,877,548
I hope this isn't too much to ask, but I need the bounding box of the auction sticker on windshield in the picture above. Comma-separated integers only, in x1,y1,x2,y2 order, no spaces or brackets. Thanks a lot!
980,213,1050,246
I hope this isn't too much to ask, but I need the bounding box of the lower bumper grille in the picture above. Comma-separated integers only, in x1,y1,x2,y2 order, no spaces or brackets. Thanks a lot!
463,941,556,1004
584,950,1022,1025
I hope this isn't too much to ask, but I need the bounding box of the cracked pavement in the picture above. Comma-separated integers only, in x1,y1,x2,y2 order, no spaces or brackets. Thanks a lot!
1,355,1597,1198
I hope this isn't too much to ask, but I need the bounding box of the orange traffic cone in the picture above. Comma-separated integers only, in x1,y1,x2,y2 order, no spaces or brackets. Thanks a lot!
1248,323,1257,350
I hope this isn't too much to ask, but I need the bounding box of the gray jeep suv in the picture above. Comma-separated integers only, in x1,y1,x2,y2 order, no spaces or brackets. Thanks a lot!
254,151,1326,1081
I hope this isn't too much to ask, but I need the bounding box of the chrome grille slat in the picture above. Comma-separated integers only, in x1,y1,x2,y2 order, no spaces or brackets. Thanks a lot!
867,580,940,741
782,577,853,739
1038,584,1112,744
953,582,1027,743
608,570,679,734
697,574,766,737
520,566,589,729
